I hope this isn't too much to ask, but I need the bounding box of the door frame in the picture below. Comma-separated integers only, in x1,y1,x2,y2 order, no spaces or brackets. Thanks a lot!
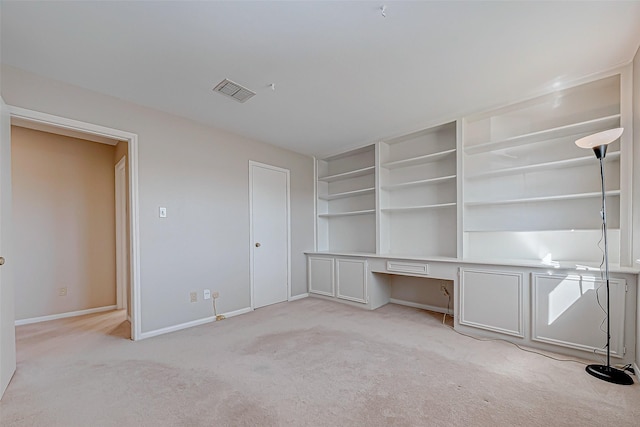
115,156,128,312
7,106,142,341
248,161,291,310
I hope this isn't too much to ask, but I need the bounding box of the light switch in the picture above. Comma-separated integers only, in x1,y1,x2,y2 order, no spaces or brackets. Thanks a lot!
159,207,167,218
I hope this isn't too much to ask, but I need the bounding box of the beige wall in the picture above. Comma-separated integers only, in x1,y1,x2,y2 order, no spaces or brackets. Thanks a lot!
11,126,116,320
0,65,315,334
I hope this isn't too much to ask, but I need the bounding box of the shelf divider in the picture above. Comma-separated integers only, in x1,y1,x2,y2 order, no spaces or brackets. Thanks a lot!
382,148,456,169
319,187,375,200
466,152,620,179
465,190,620,207
381,202,456,212
318,209,376,218
318,166,375,183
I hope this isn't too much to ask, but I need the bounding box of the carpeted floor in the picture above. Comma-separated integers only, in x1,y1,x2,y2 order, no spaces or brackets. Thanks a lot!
0,298,638,426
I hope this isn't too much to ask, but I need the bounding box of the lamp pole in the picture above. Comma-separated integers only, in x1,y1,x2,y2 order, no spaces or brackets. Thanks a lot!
576,129,633,385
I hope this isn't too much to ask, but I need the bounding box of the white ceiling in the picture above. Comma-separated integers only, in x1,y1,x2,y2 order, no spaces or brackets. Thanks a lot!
2,1,640,157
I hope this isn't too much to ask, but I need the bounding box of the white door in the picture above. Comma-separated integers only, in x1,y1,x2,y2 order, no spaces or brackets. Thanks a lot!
250,162,290,309
0,97,17,399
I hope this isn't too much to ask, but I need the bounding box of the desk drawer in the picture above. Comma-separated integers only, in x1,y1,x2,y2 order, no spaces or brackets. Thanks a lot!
386,261,429,275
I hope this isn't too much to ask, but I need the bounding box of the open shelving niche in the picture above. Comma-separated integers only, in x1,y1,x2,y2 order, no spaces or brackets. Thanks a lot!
316,145,376,253
462,74,625,264
377,121,458,258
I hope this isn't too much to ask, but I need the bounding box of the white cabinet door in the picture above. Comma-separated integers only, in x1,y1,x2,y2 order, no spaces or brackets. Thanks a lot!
308,257,334,297
460,268,524,337
532,273,626,357
336,258,367,304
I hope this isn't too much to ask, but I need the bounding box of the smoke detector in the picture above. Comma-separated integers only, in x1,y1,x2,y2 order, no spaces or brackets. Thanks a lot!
213,79,256,103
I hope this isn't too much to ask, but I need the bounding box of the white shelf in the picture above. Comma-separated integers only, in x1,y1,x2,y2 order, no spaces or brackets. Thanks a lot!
318,209,375,218
319,187,375,200
464,114,621,155
466,190,620,207
382,175,456,191
318,166,375,182
466,152,621,179
381,202,456,212
382,148,456,169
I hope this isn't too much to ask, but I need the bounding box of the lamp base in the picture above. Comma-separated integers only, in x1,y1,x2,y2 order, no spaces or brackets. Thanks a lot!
586,364,634,385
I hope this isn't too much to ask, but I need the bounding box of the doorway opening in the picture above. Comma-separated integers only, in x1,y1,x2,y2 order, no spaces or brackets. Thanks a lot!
8,107,141,341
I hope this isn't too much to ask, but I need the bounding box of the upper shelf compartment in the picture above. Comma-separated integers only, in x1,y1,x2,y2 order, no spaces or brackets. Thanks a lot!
318,166,374,182
382,148,456,169
379,121,457,168
464,114,620,155
317,144,375,182
464,75,620,155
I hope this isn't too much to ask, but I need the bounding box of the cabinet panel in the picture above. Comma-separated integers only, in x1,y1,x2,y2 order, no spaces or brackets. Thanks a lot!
308,257,334,297
336,258,367,304
460,269,524,337
531,273,626,357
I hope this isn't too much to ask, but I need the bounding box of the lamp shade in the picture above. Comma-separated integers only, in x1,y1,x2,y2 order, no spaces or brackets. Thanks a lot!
575,127,623,149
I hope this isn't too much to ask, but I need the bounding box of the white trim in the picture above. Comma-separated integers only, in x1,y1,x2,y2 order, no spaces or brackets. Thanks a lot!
115,156,127,311
15,305,117,326
313,156,317,251
634,363,639,378
389,298,453,315
248,161,291,310
137,307,254,340
139,316,217,340
8,106,142,341
223,307,253,318
289,293,309,301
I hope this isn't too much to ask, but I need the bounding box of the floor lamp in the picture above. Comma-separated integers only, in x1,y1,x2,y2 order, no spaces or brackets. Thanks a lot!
575,127,633,385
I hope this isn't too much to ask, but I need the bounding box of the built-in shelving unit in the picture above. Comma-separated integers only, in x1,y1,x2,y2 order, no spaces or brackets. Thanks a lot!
463,74,624,263
378,121,458,258
309,69,636,363
313,71,631,266
316,145,376,252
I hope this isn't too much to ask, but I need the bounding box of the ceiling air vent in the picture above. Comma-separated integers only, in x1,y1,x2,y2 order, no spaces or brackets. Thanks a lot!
213,79,256,103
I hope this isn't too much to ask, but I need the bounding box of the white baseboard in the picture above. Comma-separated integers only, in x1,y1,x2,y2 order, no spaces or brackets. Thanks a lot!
634,362,639,378
389,298,453,315
15,305,118,326
289,293,309,301
223,307,253,318
140,315,217,340
139,307,253,340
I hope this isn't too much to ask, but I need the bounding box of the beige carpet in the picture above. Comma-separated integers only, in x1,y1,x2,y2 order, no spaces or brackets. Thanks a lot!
0,298,638,426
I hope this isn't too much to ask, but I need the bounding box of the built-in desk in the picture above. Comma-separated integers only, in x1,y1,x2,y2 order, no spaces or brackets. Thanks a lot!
305,251,639,365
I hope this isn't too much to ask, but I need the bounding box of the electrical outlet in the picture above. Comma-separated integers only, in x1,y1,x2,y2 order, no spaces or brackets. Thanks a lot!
440,285,449,296
212,291,219,299
204,289,211,300
190,292,197,303
59,287,67,296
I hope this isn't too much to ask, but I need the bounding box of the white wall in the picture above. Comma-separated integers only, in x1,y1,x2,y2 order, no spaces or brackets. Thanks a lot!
0,65,315,334
12,126,117,320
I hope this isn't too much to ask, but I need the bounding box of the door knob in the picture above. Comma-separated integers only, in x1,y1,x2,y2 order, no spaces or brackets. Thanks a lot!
0,257,5,265
255,243,261,247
